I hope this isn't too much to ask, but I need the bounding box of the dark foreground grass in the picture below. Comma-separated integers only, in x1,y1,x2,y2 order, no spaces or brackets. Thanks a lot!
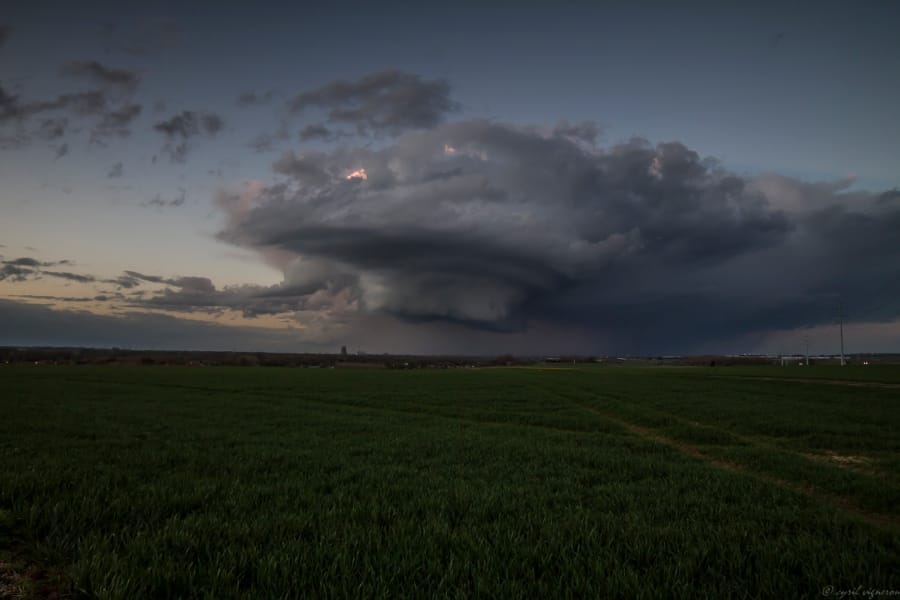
0,366,898,598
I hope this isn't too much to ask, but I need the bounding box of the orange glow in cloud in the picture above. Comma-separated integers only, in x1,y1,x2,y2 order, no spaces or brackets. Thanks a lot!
443,144,457,155
345,168,368,180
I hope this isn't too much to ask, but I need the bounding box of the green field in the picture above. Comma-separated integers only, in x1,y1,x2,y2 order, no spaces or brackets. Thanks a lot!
1,365,898,598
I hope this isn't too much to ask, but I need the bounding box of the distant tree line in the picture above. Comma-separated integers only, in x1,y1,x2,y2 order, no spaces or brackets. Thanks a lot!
2,347,894,368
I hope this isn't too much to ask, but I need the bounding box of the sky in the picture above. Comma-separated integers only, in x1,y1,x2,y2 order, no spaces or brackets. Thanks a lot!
1,0,899,356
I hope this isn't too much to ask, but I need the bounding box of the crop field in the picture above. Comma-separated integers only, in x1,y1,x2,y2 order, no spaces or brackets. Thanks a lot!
1,365,898,598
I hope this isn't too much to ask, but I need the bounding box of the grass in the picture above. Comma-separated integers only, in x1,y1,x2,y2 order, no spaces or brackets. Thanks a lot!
1,365,898,598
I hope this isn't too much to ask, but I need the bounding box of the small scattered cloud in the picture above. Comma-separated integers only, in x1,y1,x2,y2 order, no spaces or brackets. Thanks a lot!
92,103,142,141
142,188,186,208
288,69,460,136
0,263,34,282
0,89,107,124
0,257,87,284
3,257,65,268
153,110,225,162
108,162,124,178
42,270,96,283
0,82,140,146
60,61,140,93
123,270,214,292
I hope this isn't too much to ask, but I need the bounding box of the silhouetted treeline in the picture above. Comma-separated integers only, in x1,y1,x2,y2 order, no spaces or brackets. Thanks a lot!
0,346,495,369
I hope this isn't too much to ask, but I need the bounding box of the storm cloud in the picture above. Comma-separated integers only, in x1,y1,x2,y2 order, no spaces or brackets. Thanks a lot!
214,119,900,353
288,70,459,135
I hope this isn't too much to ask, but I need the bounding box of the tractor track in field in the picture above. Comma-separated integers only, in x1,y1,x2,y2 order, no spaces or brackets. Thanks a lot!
576,403,899,531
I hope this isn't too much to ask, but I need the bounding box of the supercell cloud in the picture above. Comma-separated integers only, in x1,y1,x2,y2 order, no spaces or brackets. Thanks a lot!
215,118,900,352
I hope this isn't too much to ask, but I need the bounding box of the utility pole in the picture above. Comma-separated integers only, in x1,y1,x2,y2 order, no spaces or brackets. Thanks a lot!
838,301,846,366
804,336,809,367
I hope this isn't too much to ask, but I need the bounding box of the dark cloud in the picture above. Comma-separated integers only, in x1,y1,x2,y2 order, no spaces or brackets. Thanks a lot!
0,24,10,49
0,257,96,285
131,284,296,318
153,110,224,162
142,189,186,208
108,162,124,178
213,119,900,353
0,82,139,146
3,257,59,268
153,111,224,138
0,264,33,282
60,61,140,93
41,271,96,284
288,70,459,135
103,274,141,289
122,270,213,292
0,90,107,124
